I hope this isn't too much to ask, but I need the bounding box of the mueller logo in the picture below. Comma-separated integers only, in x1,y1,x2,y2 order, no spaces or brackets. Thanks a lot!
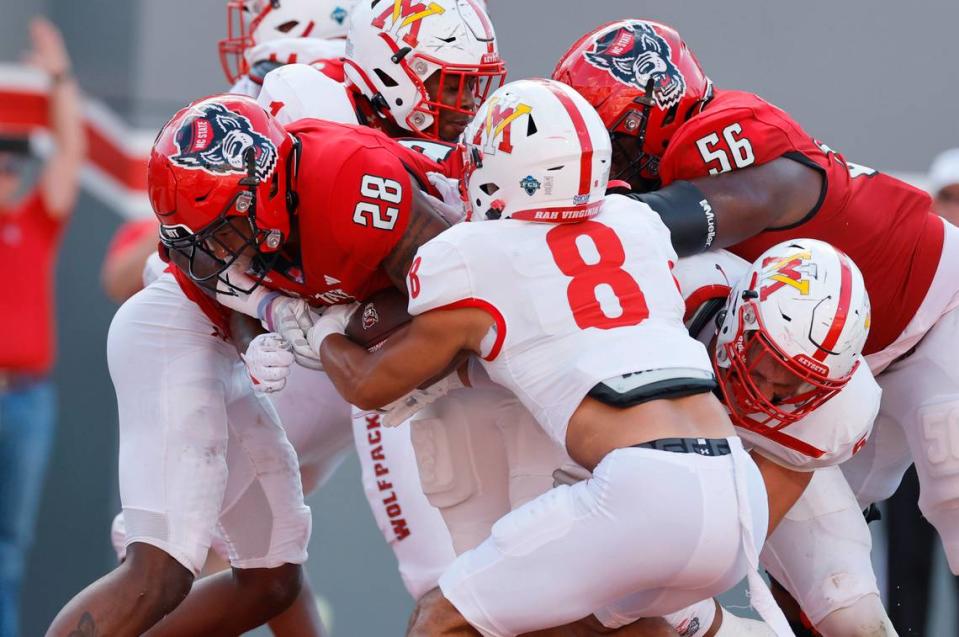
371,0,446,47
759,250,815,301
171,102,278,182
699,199,715,247
474,95,532,155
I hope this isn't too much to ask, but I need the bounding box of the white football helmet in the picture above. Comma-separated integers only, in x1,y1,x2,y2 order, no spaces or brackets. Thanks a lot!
463,78,612,222
220,0,358,84
344,0,506,140
714,238,871,432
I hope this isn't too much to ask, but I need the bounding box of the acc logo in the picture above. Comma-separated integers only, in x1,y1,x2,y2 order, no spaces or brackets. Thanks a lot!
474,94,532,155
171,103,278,182
759,250,816,301
584,21,686,109
520,175,541,196
371,0,445,47
361,303,380,330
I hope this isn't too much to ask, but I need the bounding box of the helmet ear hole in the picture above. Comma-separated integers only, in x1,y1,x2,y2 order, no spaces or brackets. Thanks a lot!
276,20,298,33
374,68,399,88
479,183,500,195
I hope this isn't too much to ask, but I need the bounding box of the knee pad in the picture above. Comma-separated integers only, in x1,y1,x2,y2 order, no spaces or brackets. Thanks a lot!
815,593,895,637
410,408,481,510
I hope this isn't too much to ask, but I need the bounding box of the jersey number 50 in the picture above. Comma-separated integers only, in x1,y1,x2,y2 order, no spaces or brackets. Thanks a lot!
546,221,649,330
353,175,403,230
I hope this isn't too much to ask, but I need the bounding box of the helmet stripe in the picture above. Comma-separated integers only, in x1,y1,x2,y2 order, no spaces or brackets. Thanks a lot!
814,251,853,362
540,81,593,198
462,0,495,52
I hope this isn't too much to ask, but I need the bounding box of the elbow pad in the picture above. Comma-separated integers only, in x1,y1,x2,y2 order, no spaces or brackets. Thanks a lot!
629,180,716,256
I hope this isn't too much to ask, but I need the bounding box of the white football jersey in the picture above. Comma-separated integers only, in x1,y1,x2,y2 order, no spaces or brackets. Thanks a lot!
674,251,879,470
256,63,357,126
407,194,713,446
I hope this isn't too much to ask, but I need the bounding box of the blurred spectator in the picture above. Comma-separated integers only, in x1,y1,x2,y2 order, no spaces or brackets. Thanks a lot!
929,148,959,226
0,18,85,637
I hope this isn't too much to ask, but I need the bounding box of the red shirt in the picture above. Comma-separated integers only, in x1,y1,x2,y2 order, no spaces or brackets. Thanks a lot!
171,119,446,333
659,89,943,355
0,189,69,374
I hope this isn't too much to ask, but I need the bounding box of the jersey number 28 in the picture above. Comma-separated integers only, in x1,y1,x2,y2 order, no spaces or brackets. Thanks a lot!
353,175,403,230
546,221,649,330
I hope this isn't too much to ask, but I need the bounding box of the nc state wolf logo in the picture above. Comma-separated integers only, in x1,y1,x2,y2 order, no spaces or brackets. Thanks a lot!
584,22,686,109
171,103,278,182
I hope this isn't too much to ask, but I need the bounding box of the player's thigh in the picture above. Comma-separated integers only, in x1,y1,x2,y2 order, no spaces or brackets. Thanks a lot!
216,387,311,570
267,363,353,494
352,406,456,599
840,408,912,509
882,304,959,566
109,275,236,574
411,388,512,554
492,393,570,510
440,446,763,636
761,466,879,626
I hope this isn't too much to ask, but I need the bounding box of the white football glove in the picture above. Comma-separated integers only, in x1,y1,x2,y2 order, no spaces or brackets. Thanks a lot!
425,172,467,224
379,371,466,428
306,302,360,359
261,295,324,370
241,333,295,393
551,463,593,488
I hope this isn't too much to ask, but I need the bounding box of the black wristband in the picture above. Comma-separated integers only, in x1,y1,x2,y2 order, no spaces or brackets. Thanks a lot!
628,180,716,256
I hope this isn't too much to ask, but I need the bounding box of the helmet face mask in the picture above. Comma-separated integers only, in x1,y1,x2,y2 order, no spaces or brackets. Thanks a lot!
344,0,506,141
149,95,296,294
716,306,851,432
219,0,356,84
713,239,871,433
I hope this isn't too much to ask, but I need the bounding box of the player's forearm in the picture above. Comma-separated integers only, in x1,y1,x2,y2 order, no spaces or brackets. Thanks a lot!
49,73,86,161
320,334,421,410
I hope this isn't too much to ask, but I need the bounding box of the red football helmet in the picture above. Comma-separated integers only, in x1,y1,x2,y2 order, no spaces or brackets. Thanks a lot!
148,94,297,293
552,20,712,190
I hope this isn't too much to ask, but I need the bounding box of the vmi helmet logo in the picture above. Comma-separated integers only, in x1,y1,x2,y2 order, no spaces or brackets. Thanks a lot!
584,22,686,109
171,103,278,182
371,0,446,47
759,250,816,301
473,94,532,155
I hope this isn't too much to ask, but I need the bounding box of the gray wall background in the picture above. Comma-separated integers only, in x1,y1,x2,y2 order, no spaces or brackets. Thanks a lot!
1,1,957,634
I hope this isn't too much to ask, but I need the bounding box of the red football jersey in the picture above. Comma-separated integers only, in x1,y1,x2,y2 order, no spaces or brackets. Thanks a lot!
168,119,449,334
659,89,944,355
259,119,444,305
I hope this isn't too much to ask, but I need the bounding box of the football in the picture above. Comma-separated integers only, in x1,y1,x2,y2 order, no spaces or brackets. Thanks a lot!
345,287,413,352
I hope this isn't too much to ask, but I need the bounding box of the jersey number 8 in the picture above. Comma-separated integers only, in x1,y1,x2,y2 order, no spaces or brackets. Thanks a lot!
546,221,649,330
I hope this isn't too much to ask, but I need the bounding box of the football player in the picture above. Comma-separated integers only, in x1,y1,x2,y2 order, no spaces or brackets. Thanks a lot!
219,0,358,95
555,17,959,630
246,0,529,602
313,78,790,637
